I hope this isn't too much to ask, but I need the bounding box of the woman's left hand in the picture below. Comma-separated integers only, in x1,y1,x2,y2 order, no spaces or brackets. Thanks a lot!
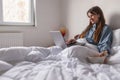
99,51,108,57
74,34,80,40
99,51,108,64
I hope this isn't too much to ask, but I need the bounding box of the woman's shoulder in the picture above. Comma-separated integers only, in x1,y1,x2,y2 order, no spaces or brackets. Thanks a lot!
104,24,112,31
104,24,110,28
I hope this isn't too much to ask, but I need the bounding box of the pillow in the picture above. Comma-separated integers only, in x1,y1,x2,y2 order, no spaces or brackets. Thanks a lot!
108,50,120,64
112,29,120,47
0,60,13,72
111,46,120,54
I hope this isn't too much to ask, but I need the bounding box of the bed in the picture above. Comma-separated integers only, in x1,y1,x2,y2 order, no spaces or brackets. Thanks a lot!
0,29,120,80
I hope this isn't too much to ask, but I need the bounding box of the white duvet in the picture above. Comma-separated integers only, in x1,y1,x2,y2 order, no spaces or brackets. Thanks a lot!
0,46,120,80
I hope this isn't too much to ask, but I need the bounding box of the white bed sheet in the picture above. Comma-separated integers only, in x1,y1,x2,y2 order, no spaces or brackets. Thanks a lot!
1,59,120,80
0,46,120,80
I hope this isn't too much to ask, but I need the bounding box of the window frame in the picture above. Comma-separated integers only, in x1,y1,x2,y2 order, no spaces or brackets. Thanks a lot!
0,0,36,26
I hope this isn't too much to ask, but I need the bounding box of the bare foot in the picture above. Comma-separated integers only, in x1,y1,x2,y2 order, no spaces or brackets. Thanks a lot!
103,57,107,64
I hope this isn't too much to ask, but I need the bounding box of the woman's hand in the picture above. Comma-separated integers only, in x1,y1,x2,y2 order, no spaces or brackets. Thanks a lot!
91,51,108,57
74,34,80,40
99,51,108,57
99,51,109,63
66,39,76,45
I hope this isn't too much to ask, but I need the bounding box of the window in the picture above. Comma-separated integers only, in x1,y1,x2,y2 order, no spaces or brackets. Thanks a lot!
0,0,35,26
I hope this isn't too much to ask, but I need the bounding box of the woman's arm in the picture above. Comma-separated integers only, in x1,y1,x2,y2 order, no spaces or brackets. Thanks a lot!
74,34,80,40
66,39,76,45
66,34,81,45
97,25,113,55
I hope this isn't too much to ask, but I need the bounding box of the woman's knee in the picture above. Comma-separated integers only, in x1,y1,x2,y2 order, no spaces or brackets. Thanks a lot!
68,45,86,51
68,45,88,57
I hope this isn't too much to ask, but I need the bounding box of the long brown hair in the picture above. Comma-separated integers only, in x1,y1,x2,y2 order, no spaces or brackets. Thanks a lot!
80,6,105,43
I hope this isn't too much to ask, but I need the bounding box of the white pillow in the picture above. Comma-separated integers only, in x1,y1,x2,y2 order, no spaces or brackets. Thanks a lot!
112,29,120,47
111,46,120,54
108,50,120,64
0,60,13,72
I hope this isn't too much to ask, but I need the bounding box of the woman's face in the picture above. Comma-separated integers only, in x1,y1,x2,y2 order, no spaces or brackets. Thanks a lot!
87,12,100,24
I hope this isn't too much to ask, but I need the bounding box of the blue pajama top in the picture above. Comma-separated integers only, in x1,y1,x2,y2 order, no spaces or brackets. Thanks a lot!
85,24,113,54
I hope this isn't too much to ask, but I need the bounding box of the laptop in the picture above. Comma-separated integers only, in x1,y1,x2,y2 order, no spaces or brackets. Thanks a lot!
50,31,67,49
50,31,86,49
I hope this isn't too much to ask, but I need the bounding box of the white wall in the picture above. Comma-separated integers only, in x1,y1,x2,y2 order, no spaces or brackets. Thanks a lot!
0,0,61,47
63,0,120,39
1,0,120,47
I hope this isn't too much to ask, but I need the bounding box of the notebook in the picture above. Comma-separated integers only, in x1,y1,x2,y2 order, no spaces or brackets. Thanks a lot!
50,31,86,49
50,31,67,49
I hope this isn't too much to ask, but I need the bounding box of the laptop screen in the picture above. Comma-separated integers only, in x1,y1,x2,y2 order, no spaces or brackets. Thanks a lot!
50,31,67,49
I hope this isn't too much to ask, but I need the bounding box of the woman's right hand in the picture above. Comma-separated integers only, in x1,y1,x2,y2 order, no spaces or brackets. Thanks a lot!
66,39,76,45
74,34,80,40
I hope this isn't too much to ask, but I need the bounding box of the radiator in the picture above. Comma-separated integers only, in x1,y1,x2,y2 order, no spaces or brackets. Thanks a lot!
0,32,23,48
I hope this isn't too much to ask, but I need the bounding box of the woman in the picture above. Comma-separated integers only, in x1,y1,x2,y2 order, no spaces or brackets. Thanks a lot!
65,6,113,63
